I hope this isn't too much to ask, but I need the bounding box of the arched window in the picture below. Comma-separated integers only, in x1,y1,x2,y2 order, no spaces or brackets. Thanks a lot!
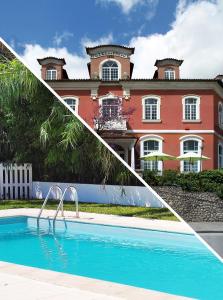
164,68,175,80
219,102,223,129
46,66,57,80
101,98,120,118
102,60,119,81
180,137,202,172
218,143,223,169
183,96,200,121
140,136,163,171
142,96,160,120
63,97,79,113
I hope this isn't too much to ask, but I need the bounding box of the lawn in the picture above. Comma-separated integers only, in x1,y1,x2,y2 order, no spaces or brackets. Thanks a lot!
0,200,178,221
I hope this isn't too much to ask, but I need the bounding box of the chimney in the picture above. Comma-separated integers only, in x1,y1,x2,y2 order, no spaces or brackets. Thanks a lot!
153,58,183,80
37,57,68,80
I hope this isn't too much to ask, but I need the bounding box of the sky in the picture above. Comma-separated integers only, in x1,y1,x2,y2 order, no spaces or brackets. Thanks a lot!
0,0,222,79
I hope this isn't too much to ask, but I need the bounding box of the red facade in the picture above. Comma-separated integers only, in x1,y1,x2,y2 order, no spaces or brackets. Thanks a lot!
38,45,223,172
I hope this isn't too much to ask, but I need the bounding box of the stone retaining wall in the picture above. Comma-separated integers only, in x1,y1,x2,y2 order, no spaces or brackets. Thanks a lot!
153,186,223,222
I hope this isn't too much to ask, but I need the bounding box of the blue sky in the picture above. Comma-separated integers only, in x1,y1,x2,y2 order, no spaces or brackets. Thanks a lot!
0,0,222,79
1,0,178,55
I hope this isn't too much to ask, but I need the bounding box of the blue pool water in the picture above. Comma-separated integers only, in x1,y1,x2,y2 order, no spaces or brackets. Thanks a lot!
0,217,223,299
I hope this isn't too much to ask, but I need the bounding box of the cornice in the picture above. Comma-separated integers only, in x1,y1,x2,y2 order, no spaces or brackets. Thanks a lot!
47,79,223,99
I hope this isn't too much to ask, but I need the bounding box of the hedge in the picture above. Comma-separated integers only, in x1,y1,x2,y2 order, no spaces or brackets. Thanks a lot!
142,169,223,199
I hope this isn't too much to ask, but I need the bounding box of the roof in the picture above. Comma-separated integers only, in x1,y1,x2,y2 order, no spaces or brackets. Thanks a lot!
86,44,135,55
37,57,66,65
155,58,183,67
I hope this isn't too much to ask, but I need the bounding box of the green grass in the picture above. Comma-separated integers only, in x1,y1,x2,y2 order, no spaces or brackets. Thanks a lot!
0,200,178,221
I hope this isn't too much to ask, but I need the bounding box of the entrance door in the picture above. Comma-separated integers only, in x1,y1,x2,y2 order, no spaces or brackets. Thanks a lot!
109,144,126,161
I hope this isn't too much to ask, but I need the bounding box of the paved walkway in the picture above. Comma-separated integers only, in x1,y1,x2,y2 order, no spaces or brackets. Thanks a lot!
190,222,223,259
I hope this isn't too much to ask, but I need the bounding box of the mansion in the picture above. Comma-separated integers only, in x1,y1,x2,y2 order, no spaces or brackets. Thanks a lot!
38,45,223,172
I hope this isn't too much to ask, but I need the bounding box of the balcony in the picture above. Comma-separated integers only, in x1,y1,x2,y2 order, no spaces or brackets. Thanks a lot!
94,117,127,131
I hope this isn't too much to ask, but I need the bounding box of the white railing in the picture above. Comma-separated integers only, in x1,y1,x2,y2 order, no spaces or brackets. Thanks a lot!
54,186,79,220
94,118,127,131
0,163,32,199
38,185,63,219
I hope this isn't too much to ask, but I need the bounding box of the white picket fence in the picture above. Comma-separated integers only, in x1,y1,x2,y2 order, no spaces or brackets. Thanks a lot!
0,163,32,199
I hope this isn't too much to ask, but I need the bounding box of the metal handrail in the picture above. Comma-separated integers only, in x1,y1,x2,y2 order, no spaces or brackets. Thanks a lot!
38,185,63,219
53,186,79,221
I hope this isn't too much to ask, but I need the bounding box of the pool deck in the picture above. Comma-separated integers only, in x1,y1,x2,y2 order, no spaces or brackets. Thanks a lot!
0,208,193,300
190,222,223,259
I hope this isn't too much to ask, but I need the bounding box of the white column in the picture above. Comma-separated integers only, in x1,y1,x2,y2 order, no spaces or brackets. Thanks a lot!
130,145,135,170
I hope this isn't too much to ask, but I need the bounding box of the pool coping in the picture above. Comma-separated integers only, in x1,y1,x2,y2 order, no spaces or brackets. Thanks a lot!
0,208,192,234
0,208,193,300
0,261,192,300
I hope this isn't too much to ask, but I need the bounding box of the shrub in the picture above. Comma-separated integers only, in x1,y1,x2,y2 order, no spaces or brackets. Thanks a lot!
178,178,201,192
200,180,218,193
159,170,179,186
199,170,223,184
217,185,223,199
142,170,159,186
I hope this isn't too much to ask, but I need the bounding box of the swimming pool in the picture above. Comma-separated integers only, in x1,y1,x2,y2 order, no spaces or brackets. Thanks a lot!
0,216,223,299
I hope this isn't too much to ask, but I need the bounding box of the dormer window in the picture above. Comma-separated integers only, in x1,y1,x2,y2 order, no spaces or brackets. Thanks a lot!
102,60,119,81
46,66,57,80
164,68,175,80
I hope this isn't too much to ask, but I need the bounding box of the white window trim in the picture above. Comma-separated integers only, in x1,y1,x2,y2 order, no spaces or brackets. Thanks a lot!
62,96,79,114
140,135,163,171
46,67,57,80
218,102,223,129
180,135,202,172
182,95,200,121
218,141,223,169
98,94,122,118
99,59,121,81
164,68,175,80
142,95,161,121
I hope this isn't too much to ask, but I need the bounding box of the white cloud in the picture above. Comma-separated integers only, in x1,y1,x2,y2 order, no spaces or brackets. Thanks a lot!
53,31,74,47
21,1,223,80
130,0,223,78
81,33,113,48
96,0,158,14
20,34,114,79
21,44,89,78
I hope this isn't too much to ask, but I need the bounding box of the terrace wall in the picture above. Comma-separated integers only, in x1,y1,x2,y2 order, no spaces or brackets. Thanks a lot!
32,181,163,208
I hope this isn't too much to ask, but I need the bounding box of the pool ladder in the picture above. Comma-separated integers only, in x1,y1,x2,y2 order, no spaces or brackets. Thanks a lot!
37,185,79,221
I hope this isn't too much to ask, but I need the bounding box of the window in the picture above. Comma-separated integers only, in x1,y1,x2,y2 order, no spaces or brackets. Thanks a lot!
219,102,223,129
218,143,223,169
164,68,175,80
63,97,79,113
140,136,163,171
183,96,200,120
142,96,160,120
182,139,200,172
46,66,57,80
102,60,119,81
144,99,158,120
101,98,120,118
